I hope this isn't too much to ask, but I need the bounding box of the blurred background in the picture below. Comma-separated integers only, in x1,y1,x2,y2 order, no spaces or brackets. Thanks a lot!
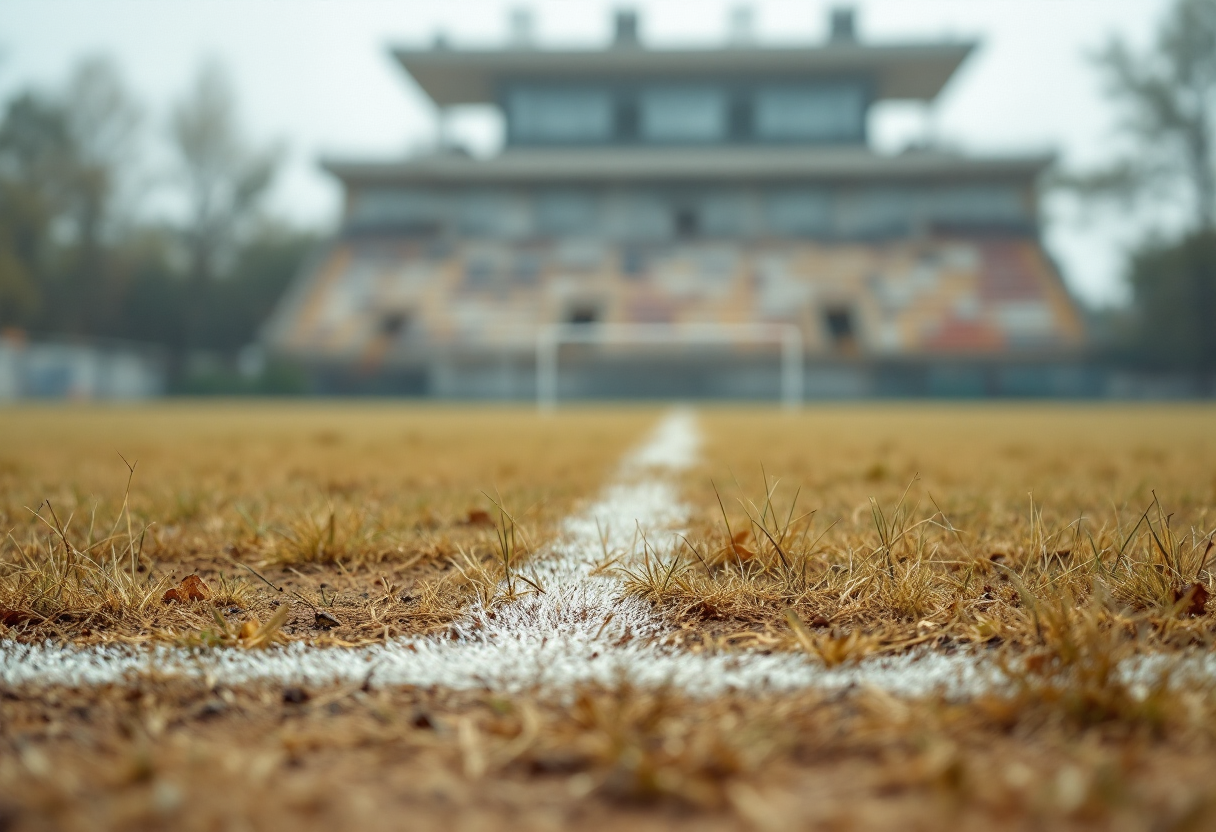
0,0,1211,401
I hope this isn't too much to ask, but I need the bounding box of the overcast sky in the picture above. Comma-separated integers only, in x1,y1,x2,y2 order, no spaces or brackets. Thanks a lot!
0,0,1172,306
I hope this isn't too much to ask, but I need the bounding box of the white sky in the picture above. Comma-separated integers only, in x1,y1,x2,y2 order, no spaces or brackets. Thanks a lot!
0,0,1171,306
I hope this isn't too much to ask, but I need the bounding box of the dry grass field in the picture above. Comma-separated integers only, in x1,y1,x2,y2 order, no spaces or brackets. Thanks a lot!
3,402,1216,832
656,406,1216,653
0,403,655,644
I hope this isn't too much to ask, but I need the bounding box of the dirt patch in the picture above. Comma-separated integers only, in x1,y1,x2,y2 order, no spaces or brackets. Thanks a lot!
3,679,1215,831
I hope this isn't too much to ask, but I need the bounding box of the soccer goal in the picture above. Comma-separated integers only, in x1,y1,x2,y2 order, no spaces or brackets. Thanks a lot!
535,322,803,411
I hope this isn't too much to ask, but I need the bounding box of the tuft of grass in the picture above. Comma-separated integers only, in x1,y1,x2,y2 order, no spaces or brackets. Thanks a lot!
0,461,171,633
178,602,291,649
452,498,544,608
1104,495,1215,615
0,467,264,643
523,683,789,807
270,503,381,564
207,571,257,608
989,588,1184,734
619,531,692,604
0,530,171,633
625,473,1216,664
786,609,884,667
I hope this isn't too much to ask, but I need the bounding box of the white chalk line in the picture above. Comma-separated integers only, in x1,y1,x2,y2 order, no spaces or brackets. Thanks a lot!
2,409,1209,699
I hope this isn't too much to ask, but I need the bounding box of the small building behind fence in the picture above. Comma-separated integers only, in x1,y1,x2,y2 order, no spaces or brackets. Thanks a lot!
0,333,165,401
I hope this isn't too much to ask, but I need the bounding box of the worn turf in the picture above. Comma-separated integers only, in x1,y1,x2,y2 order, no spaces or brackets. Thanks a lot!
4,402,1216,831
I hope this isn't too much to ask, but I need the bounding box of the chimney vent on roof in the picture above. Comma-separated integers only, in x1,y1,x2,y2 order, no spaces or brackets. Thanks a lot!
829,7,857,43
614,9,640,47
728,6,755,45
509,8,535,48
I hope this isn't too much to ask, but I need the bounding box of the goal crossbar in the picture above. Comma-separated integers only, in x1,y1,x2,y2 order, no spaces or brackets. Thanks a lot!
536,323,803,411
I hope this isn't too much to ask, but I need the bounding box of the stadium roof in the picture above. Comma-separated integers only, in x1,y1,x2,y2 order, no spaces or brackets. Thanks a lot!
322,146,1052,186
389,41,978,106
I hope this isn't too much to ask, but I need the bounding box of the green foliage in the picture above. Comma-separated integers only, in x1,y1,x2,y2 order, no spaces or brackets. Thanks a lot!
1087,0,1216,231
201,229,313,354
1127,230,1216,372
0,58,144,335
174,360,309,396
0,56,312,384
102,225,316,359
0,92,75,328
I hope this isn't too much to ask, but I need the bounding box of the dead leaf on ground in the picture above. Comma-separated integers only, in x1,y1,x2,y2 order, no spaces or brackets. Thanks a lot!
1173,583,1210,617
0,607,42,627
162,574,211,604
463,509,494,527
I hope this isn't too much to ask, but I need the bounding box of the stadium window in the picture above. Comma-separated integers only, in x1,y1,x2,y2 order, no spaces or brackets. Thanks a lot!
639,87,728,143
616,96,640,141
765,190,833,236
930,185,1026,226
617,192,671,240
535,191,599,236
508,87,613,144
348,188,444,232
849,188,915,237
459,190,513,236
754,84,866,143
728,96,752,141
700,192,747,236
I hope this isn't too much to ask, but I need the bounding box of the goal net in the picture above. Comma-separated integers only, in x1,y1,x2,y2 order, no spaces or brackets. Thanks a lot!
535,322,803,410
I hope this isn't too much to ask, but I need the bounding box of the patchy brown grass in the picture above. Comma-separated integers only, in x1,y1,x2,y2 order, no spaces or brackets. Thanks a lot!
5,403,1216,831
625,405,1216,663
4,677,1216,832
0,403,656,643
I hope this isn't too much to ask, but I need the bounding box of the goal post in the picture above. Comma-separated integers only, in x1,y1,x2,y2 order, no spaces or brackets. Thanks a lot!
535,322,803,411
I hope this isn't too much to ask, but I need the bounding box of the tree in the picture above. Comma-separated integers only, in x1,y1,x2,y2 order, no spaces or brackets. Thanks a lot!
0,55,308,385
1126,230,1216,384
1091,0,1216,231
0,57,141,334
59,57,142,333
169,61,278,350
0,91,75,328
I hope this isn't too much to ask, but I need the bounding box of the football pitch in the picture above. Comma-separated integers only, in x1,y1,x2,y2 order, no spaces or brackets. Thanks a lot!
3,402,1216,830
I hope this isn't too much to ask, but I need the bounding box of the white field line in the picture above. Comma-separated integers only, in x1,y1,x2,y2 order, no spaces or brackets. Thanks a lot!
1,409,1207,699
